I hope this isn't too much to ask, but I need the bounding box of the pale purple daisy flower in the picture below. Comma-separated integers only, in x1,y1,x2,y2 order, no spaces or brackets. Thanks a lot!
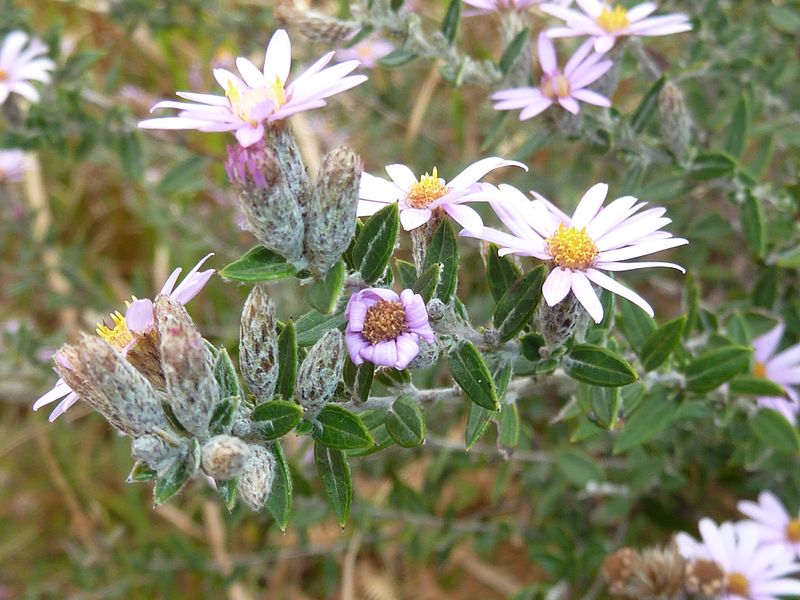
357,157,526,234
540,0,692,53
32,254,215,421
139,29,368,147
492,33,612,119
0,149,26,183
739,491,800,560
335,38,393,69
345,288,435,370
750,323,800,422
465,182,687,323
0,31,55,104
677,518,800,600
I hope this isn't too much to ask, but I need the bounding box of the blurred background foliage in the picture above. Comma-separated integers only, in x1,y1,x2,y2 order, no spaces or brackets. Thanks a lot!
1,0,800,597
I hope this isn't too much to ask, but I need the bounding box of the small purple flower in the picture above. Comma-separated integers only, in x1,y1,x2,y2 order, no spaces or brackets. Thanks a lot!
345,288,435,370
739,491,800,560
0,149,26,183
492,33,612,120
751,323,800,423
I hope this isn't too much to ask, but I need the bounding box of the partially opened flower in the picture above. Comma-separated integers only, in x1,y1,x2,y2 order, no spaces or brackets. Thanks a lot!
139,29,368,147
739,491,800,559
0,31,55,104
33,254,215,421
357,157,526,233
750,323,800,422
677,518,800,600
540,0,692,53
345,288,435,370
492,33,612,119
466,182,687,323
0,149,26,183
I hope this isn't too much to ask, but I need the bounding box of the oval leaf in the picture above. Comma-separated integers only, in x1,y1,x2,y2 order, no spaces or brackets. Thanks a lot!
251,399,303,440
266,442,293,530
564,344,638,387
750,409,800,454
385,395,426,448
219,246,296,283
448,340,500,411
493,266,545,342
640,315,686,371
314,443,352,527
352,203,399,283
313,404,375,450
424,220,459,302
685,345,752,393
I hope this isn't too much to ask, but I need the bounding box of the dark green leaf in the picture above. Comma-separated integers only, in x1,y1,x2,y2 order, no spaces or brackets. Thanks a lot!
730,376,787,398
558,449,604,486
396,259,417,288
640,316,686,370
309,260,345,314
520,333,545,361
493,266,545,342
385,395,426,448
213,347,240,399
276,320,297,398
448,341,499,410
685,346,752,392
465,403,493,449
724,93,749,159
613,387,679,453
619,298,658,353
266,442,292,530
313,405,375,450
295,310,347,347
377,47,417,68
251,400,304,440
589,386,621,430
486,243,523,302
424,220,459,302
440,0,462,43
154,440,200,505
209,395,240,436
498,402,520,453
499,28,529,76
564,344,638,387
220,246,296,283
751,409,800,453
741,192,766,258
343,360,374,403
346,409,394,457
216,479,237,512
692,152,737,180
314,444,352,527
413,262,442,303
631,76,665,133
127,461,157,483
352,203,399,283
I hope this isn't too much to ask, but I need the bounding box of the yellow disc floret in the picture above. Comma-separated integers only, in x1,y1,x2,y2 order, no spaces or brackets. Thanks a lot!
542,74,571,100
787,519,800,542
226,76,285,125
753,361,767,378
597,5,630,32
0,69,7,81
362,301,407,344
96,310,134,350
726,572,749,597
406,167,448,209
546,224,599,271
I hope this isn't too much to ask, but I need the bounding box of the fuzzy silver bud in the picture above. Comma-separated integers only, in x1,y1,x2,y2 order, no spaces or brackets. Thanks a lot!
237,444,276,511
296,329,345,417
132,434,181,475
155,296,220,439
239,285,279,403
265,126,312,213
535,291,586,350
304,147,362,275
200,435,251,480
658,81,692,162
232,404,252,437
276,7,359,43
408,339,439,370
226,141,305,260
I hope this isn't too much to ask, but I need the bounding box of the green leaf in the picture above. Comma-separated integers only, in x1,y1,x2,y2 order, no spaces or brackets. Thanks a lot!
440,0,462,43
213,347,240,399
251,400,304,440
465,403,493,449
346,409,393,457
276,320,297,399
154,440,200,505
343,360,374,403
486,243,523,302
613,387,679,453
413,262,442,304
685,346,752,393
396,259,417,288
378,47,417,68
724,93,749,159
313,405,375,450
619,298,658,353
640,316,686,371
564,344,638,387
127,461,157,483
59,49,106,81
692,152,737,180
589,386,621,430
352,203,399,283
314,444,352,527
493,266,545,342
424,220,459,302
209,395,240,436
730,376,787,398
385,395,426,448
216,478,237,512
741,192,766,258
295,310,347,347
498,28,529,76
751,409,800,454
309,260,345,314
220,246,296,283
448,341,500,411
498,402,520,453
266,442,292,531
631,76,665,133
558,449,604,486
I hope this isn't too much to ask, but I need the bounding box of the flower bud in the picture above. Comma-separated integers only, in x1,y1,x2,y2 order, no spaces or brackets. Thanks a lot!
226,141,304,260
237,444,276,511
297,329,345,417
304,147,362,275
535,291,586,350
126,327,165,391
200,435,251,480
132,434,181,475
239,285,279,403
658,81,692,162
275,6,359,43
155,296,220,439
265,126,311,213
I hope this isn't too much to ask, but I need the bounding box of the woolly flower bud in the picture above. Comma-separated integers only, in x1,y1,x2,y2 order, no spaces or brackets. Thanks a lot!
239,285,279,403
125,327,165,391
201,435,251,480
275,6,359,43
536,291,586,349
658,81,691,162
297,329,345,417
602,547,638,597
132,434,181,475
304,147,362,275
265,126,312,213
226,141,304,260
56,335,167,435
237,444,276,511
155,296,220,439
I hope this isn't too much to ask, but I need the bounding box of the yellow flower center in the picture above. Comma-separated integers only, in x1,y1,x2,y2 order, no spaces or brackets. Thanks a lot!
545,224,599,270
405,167,448,209
225,76,285,126
597,5,630,32
727,572,749,596
96,310,134,350
753,361,767,378
542,74,571,99
362,301,407,344
0,69,7,81
787,519,800,542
